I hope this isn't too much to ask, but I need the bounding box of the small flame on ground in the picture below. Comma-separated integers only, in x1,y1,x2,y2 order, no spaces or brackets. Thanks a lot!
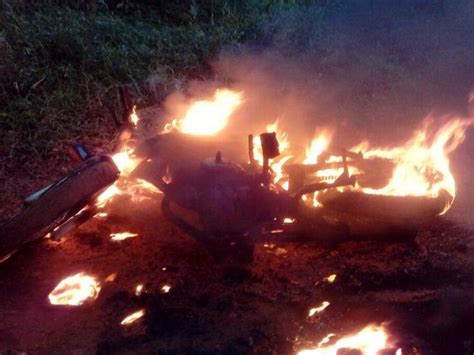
161,285,171,293
298,324,397,355
324,274,337,283
130,105,139,126
96,185,122,208
105,273,117,282
135,284,144,296
110,232,138,241
283,217,295,224
48,273,100,306
317,333,336,347
166,89,242,136
121,309,145,326
308,301,330,317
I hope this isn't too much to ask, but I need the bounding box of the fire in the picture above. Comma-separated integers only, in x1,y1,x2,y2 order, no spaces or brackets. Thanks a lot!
121,309,145,326
324,274,336,283
355,118,474,212
96,88,472,218
94,108,160,210
48,272,101,306
299,324,399,355
253,120,292,186
130,105,139,126
161,285,171,293
166,89,242,135
308,301,330,317
135,284,144,296
303,130,332,165
110,232,138,241
294,118,473,213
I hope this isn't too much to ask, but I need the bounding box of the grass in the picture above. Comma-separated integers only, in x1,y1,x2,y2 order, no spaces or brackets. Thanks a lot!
0,0,307,175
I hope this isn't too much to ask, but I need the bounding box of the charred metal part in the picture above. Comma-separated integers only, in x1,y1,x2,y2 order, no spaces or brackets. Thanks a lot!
69,143,93,162
0,155,119,258
248,134,257,166
49,206,98,241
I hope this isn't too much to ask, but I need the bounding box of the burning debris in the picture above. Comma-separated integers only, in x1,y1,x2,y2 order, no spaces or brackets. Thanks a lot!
110,232,139,241
308,301,330,317
161,285,171,293
324,274,336,283
1,87,473,262
48,273,101,306
0,84,473,353
121,309,145,326
298,324,401,355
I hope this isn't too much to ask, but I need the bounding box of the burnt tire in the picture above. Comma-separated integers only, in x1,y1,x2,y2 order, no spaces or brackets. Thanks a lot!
0,157,119,260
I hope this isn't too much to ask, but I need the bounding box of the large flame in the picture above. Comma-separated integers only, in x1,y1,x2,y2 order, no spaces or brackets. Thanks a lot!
356,119,473,207
95,88,472,216
298,118,473,213
48,272,101,306
166,89,242,136
299,324,399,355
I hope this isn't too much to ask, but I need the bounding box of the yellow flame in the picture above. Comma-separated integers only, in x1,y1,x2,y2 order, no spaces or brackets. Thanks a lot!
135,284,144,296
297,118,473,213
110,232,138,241
121,309,145,325
308,301,330,317
167,89,242,135
94,108,160,209
130,105,139,126
324,274,337,283
48,272,100,306
299,324,396,355
252,120,292,187
304,130,333,165
161,285,171,293
356,118,474,213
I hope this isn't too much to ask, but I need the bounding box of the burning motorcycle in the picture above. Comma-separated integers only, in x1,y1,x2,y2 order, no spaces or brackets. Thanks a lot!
0,121,448,262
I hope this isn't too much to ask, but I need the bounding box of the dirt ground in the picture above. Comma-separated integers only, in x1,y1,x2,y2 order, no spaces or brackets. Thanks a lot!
0,190,473,354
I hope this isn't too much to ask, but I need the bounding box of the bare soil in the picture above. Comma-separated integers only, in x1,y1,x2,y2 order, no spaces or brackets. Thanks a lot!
0,191,473,354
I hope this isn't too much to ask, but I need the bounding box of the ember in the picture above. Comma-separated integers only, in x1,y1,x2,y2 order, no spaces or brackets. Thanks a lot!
121,309,145,326
299,324,399,355
308,301,330,317
110,232,138,241
161,285,171,293
48,273,101,306
135,284,144,296
324,274,336,283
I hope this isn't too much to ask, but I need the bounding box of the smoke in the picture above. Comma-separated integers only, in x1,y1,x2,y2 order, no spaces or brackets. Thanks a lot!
159,0,474,223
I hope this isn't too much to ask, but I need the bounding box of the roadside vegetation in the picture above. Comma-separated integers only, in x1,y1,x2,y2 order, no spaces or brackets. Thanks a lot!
0,0,311,172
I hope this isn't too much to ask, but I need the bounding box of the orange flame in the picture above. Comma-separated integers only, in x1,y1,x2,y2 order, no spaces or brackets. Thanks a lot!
94,108,160,210
48,272,100,306
110,232,138,241
299,324,399,355
355,118,474,213
297,118,473,213
253,120,292,187
308,301,330,317
166,89,242,135
121,309,145,325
